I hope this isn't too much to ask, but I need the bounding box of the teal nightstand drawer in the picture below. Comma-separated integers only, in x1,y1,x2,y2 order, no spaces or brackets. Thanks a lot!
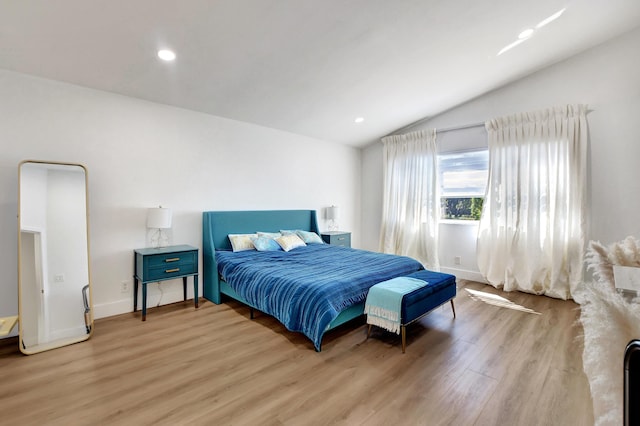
146,258,197,281
146,250,197,268
321,232,351,248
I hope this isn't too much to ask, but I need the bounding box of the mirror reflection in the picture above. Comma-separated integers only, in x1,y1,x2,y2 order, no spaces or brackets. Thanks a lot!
18,161,93,354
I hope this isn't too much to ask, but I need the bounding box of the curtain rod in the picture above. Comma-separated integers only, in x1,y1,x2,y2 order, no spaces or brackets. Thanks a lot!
436,122,485,134
435,108,594,134
384,120,485,138
384,105,593,139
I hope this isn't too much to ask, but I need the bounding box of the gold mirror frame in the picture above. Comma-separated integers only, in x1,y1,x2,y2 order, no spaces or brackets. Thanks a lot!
18,160,93,354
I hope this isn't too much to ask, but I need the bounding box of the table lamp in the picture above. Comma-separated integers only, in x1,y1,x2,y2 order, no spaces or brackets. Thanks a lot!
326,205,339,231
147,206,172,248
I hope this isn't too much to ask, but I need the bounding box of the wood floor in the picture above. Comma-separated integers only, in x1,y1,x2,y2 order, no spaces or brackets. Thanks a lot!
0,280,593,425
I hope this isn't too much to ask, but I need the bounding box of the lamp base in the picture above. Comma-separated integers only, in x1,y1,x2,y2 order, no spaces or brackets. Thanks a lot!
149,228,170,248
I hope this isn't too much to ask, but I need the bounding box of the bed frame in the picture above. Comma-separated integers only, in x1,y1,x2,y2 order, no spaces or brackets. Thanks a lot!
202,210,365,346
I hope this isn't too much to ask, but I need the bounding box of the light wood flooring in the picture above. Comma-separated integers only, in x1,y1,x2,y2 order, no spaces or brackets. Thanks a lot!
0,280,593,425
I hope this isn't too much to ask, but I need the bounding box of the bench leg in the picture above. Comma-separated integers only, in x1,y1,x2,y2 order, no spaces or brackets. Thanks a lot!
366,324,372,339
450,300,456,318
401,325,406,354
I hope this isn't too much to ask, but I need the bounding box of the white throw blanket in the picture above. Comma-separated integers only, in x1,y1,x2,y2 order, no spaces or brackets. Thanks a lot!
365,277,428,334
583,237,640,425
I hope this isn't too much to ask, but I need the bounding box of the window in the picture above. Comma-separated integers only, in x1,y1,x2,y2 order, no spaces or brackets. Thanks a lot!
438,150,488,220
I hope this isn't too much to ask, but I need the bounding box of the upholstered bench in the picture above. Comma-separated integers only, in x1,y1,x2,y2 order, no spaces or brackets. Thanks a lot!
366,269,457,353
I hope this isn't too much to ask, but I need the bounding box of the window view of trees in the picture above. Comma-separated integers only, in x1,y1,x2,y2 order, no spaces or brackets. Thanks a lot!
441,197,483,220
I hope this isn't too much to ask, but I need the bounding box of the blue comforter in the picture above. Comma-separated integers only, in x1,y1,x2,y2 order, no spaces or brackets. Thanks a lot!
216,244,423,350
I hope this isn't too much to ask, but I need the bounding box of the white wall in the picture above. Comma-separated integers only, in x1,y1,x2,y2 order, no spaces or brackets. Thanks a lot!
0,70,361,329
361,26,640,281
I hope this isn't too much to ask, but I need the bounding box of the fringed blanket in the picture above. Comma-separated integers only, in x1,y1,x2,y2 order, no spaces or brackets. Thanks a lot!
365,277,428,334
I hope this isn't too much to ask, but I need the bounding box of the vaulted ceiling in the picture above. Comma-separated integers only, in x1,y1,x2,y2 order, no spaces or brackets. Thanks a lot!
2,1,639,146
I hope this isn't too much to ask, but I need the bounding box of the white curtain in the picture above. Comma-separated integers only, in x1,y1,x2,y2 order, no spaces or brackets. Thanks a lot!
380,129,439,270
477,105,588,299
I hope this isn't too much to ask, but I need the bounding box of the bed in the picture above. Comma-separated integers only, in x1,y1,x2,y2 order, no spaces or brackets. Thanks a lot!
202,209,424,350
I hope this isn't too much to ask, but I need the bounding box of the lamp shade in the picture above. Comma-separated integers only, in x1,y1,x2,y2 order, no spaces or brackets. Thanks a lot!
147,207,172,229
326,205,339,221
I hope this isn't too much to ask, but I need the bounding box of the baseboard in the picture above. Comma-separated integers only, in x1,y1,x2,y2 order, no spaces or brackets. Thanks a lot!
440,266,487,284
93,287,190,320
93,299,132,319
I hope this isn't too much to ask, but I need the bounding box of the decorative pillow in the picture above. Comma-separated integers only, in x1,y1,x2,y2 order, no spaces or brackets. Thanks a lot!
279,229,297,236
228,234,256,252
296,230,324,244
257,231,281,239
251,236,282,252
275,234,307,252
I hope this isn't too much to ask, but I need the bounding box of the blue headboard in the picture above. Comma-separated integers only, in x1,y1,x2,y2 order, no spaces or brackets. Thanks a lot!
202,210,320,303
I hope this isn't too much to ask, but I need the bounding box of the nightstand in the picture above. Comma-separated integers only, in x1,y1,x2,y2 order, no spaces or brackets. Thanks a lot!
321,231,351,248
133,244,199,321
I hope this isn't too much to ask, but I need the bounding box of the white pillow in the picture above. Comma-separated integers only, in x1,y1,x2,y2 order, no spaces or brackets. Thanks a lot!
275,234,307,252
228,234,257,252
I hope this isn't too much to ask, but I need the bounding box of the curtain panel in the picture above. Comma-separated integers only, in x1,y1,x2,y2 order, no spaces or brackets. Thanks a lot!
477,104,588,299
380,129,439,270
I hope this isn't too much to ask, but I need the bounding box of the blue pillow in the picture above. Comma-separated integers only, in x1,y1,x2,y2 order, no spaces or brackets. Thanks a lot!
251,236,282,252
296,230,324,244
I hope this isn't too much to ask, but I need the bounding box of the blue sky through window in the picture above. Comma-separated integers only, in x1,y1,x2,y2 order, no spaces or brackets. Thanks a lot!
438,150,488,197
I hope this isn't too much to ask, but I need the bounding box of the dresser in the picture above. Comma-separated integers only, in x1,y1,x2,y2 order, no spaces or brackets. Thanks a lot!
133,244,199,321
321,231,351,248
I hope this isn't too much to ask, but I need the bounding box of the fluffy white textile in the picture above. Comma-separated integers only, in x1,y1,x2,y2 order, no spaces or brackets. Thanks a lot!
582,237,640,425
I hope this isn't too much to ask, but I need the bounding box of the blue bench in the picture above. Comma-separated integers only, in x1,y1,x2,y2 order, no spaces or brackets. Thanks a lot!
367,269,457,353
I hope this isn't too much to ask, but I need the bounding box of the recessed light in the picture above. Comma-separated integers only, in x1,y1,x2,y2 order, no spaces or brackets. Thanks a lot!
157,49,176,61
497,39,526,56
536,8,566,29
354,117,364,123
518,28,534,39
497,7,567,56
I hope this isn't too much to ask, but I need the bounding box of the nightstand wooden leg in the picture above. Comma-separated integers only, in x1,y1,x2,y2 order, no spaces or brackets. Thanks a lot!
182,277,187,302
133,278,138,312
142,283,147,321
194,275,199,308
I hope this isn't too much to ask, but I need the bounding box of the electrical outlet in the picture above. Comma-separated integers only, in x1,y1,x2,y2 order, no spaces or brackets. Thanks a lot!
454,256,461,265
121,280,130,293
54,274,65,283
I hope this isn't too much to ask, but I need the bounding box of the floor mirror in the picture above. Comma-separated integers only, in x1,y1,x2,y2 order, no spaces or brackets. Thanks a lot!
18,160,93,354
